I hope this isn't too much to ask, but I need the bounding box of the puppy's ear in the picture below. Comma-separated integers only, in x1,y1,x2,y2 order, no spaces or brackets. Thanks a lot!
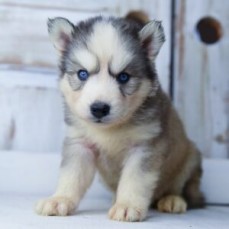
139,20,165,61
47,17,74,52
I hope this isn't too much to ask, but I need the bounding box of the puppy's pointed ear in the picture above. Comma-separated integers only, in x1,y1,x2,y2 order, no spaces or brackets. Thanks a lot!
139,20,165,61
47,17,75,52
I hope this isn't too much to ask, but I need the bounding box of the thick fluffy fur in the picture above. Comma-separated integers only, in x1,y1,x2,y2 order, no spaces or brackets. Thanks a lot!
36,13,204,221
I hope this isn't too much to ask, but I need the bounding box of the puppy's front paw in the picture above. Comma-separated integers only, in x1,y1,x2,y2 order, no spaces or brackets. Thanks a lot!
157,195,187,213
108,203,147,222
35,196,75,216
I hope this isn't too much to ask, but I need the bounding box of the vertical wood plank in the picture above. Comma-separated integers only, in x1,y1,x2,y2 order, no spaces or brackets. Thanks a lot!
0,69,65,153
174,0,229,158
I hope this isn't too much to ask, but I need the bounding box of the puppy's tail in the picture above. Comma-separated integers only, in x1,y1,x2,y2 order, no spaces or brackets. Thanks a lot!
125,10,149,26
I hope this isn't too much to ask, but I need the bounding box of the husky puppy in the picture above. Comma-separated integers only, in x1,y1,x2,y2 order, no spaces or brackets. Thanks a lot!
36,12,204,221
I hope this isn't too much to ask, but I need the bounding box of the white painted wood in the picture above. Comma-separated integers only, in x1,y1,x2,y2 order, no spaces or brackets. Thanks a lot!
174,0,229,158
118,0,172,93
0,0,117,12
0,68,65,153
0,0,171,92
0,65,58,89
201,159,229,204
0,5,110,68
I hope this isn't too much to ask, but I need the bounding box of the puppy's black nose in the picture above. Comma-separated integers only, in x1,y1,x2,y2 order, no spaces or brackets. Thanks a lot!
90,102,110,119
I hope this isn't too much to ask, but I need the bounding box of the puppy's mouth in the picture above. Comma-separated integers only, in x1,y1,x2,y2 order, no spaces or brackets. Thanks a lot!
93,118,109,124
90,116,113,125
95,119,102,123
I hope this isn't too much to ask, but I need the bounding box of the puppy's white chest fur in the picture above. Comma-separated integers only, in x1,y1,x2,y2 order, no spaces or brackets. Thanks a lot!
66,119,161,191
69,120,161,155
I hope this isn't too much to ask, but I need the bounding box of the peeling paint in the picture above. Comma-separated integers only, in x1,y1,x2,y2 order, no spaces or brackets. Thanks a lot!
9,118,15,141
215,130,228,144
177,0,185,80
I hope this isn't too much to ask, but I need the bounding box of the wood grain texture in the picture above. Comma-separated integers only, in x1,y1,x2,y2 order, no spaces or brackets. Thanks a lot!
0,5,107,68
174,0,229,158
0,0,171,92
0,0,117,12
0,0,116,68
0,68,65,153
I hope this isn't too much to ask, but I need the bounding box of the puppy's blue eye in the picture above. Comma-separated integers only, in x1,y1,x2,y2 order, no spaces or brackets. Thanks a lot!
117,72,130,84
77,70,89,81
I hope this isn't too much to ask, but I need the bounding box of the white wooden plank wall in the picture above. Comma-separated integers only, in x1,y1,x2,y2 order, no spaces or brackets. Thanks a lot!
174,0,229,158
0,67,65,153
0,0,171,153
0,1,113,68
0,0,171,91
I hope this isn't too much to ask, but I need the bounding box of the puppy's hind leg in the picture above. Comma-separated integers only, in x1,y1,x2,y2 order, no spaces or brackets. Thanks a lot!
35,138,96,216
157,195,187,213
157,165,204,213
183,166,205,209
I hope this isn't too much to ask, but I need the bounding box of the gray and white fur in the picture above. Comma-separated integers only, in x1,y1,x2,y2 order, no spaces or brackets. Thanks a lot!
35,13,204,222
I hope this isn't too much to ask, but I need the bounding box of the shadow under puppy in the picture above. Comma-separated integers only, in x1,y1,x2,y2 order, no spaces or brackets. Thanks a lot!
36,12,204,222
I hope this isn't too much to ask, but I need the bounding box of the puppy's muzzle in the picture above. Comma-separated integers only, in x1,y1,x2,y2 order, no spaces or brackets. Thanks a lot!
90,102,110,119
